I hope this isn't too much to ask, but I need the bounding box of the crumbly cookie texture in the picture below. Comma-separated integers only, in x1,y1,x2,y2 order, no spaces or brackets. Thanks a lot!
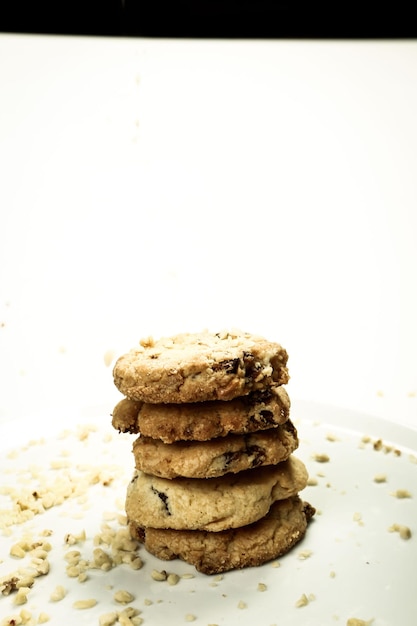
125,456,308,531
111,398,143,435
132,421,298,479
112,386,290,442
129,496,316,575
113,330,289,404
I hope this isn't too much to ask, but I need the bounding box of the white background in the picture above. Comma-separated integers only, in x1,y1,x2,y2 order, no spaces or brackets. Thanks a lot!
0,34,416,427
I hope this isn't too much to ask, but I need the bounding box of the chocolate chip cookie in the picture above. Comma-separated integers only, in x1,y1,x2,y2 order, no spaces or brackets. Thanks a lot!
112,386,290,442
129,496,316,574
132,420,298,479
125,456,308,531
113,330,289,404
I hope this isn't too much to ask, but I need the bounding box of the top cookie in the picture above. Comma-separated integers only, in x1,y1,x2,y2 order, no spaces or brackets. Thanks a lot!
113,330,289,404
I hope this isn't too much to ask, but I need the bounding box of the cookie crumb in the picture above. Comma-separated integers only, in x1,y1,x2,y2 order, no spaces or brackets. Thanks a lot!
312,453,330,463
38,613,50,623
185,614,196,622
50,585,66,602
151,569,167,581
257,582,267,592
361,435,401,456
140,336,155,348
390,489,412,499
66,563,82,578
99,613,118,626
10,543,27,559
295,593,309,608
0,576,19,596
307,477,318,486
103,350,116,367
373,474,387,483
237,600,247,609
167,573,180,586
326,433,340,442
346,619,374,626
20,609,33,624
93,548,113,570
114,590,135,604
298,550,313,560
118,608,143,626
388,523,412,540
73,599,97,609
13,587,30,605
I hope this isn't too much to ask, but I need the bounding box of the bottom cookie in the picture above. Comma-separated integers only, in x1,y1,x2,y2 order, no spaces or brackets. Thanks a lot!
129,496,315,575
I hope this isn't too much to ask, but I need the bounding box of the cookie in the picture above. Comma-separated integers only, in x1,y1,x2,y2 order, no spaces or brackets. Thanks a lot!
113,330,289,404
125,456,308,531
111,397,143,435
132,421,298,479
112,386,290,442
129,496,316,575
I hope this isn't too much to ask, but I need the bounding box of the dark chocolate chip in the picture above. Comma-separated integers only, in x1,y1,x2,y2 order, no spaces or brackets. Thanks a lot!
131,524,146,543
222,443,266,470
242,351,263,381
213,358,241,374
283,420,297,437
151,487,171,515
241,389,273,407
259,409,275,424
248,409,275,428
223,451,242,468
246,444,266,467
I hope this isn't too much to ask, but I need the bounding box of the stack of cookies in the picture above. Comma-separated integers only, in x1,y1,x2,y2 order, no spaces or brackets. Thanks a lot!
111,330,315,574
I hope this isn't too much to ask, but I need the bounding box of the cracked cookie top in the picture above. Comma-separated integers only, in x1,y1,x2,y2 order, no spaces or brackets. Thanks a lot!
113,330,289,403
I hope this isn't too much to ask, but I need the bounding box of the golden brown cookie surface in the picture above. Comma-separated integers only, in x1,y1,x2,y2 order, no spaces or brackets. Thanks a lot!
112,386,290,442
132,421,298,479
129,496,315,574
113,330,289,404
125,456,308,531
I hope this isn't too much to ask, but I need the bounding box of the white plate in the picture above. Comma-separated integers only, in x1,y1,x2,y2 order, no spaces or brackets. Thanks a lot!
1,401,416,626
